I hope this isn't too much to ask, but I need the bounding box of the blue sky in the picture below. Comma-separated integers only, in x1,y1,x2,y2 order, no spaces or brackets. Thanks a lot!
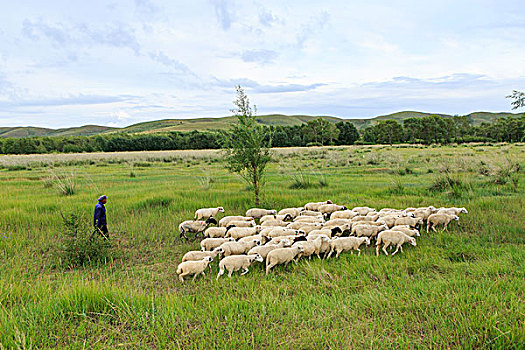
0,0,524,128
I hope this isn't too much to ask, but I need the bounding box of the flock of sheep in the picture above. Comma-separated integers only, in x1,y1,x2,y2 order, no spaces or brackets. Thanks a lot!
176,201,468,283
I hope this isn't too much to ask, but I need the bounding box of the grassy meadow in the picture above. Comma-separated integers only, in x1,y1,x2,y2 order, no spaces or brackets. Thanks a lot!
0,144,524,349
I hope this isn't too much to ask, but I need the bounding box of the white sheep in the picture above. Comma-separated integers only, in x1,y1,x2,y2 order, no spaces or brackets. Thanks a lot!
248,239,290,259
178,217,218,240
260,213,293,224
226,226,262,239
351,207,376,216
238,234,270,244
204,227,228,238
352,224,388,238
412,206,437,222
219,216,254,227
194,207,225,220
220,239,261,256
216,253,264,280
330,210,359,219
260,219,289,227
294,235,330,259
390,225,420,237
269,235,302,245
267,228,303,238
304,200,333,211
293,216,324,223
299,210,323,217
427,214,459,232
245,208,278,219
394,216,423,228
308,226,343,238
200,237,235,251
176,256,213,283
278,207,304,219
265,246,304,274
318,204,347,215
376,231,416,256
226,220,256,228
324,218,353,227
326,236,370,258
378,215,401,228
181,247,224,271
437,207,468,216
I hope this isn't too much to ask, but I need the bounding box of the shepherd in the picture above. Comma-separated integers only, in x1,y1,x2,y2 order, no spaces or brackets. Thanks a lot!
94,195,108,239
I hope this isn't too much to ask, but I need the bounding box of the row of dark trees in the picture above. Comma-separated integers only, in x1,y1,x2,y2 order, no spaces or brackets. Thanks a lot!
0,114,523,155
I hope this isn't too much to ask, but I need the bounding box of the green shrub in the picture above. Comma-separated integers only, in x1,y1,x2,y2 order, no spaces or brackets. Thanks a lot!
56,213,112,268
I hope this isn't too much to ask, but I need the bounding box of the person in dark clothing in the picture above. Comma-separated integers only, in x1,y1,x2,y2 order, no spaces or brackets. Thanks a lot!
94,195,108,239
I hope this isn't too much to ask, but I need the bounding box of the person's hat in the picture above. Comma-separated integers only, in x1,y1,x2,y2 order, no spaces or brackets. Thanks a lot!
98,195,107,201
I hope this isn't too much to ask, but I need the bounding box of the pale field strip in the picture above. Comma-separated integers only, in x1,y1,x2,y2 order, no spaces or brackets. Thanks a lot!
0,146,385,166
1,143,523,167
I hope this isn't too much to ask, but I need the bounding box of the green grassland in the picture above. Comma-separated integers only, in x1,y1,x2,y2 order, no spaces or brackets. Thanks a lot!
0,144,524,349
2,111,524,138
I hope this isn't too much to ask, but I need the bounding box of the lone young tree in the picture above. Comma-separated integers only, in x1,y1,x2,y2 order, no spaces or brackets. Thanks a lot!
222,86,272,206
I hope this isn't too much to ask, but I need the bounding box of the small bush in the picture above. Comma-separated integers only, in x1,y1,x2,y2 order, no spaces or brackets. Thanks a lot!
133,197,173,211
289,170,328,189
7,165,29,171
49,170,76,196
56,213,112,268
429,171,471,198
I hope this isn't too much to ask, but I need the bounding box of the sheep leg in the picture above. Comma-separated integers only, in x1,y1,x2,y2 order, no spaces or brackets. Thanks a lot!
400,245,404,253
392,245,401,256
266,264,273,275
444,223,448,231
228,269,233,278
376,245,380,256
240,268,249,275
426,224,430,232
216,268,224,281
336,249,341,258
382,244,389,256
179,274,185,283
356,248,361,256
431,224,437,232
326,250,333,259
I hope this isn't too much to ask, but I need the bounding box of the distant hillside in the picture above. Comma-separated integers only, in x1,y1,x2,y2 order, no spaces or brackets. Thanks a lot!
0,125,116,138
1,111,522,138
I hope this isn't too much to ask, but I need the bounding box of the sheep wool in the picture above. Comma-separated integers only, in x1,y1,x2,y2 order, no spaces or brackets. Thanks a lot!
194,207,225,220
216,253,264,280
266,246,304,274
376,230,416,256
327,237,370,258
427,214,459,232
176,257,213,283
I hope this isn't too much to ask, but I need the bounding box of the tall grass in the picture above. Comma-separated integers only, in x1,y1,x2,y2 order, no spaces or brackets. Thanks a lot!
0,144,524,348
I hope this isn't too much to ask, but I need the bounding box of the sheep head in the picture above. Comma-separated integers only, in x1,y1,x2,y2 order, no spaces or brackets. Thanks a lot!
252,253,264,263
206,217,218,225
218,207,225,213
409,237,417,247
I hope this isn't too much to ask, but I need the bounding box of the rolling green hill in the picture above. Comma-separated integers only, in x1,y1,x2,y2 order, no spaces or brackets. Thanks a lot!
1,111,523,138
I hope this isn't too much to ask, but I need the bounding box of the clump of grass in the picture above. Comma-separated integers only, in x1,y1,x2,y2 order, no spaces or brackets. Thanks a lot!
128,162,136,178
389,177,406,194
429,171,471,198
492,160,520,186
49,170,76,196
197,169,215,190
289,169,328,189
55,213,112,269
132,197,173,211
7,165,30,171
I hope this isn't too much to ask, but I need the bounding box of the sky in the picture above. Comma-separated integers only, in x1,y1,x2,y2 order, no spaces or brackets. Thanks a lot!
0,0,524,128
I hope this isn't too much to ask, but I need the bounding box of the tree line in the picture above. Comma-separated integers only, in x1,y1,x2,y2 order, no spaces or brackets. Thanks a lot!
0,114,523,155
